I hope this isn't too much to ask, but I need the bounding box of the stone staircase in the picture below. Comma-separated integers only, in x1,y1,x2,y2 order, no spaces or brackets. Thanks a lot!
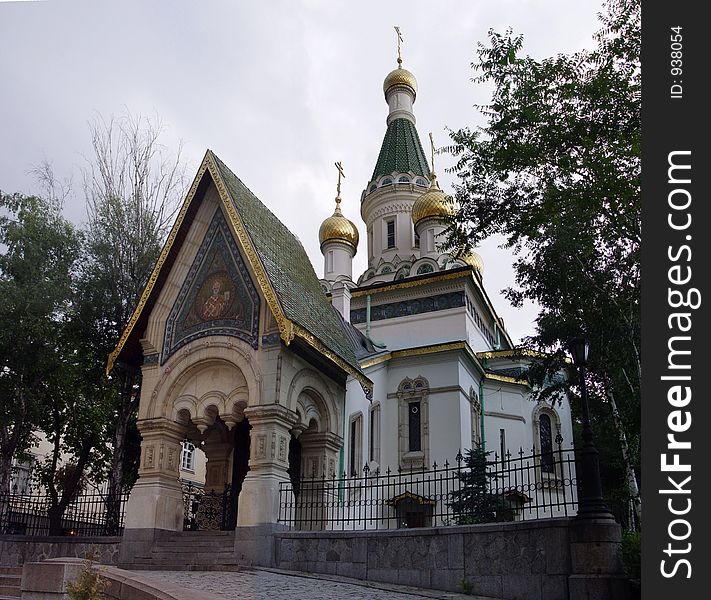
123,530,243,571
0,567,22,600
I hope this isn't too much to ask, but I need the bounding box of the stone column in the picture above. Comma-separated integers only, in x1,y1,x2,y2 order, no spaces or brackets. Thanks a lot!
296,431,342,530
236,405,299,526
123,417,186,532
568,518,631,599
202,429,234,491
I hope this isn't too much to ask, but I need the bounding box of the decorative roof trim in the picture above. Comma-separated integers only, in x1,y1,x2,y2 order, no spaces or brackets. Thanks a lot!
360,340,486,376
106,155,212,375
108,150,369,391
484,373,530,387
207,154,294,346
292,324,373,398
105,151,293,374
477,348,549,361
351,268,471,298
352,264,514,350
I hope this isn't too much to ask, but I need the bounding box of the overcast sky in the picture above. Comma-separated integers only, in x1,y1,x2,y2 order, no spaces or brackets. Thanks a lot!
0,0,605,344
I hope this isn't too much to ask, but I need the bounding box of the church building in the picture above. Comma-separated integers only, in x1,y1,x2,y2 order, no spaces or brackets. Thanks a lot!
108,51,573,535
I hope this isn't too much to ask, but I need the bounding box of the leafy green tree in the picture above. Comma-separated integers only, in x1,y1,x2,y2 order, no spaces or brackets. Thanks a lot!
448,446,514,524
0,193,81,496
446,0,640,524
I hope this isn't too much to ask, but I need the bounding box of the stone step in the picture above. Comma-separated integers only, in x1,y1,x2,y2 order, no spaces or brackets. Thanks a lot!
121,563,243,572
0,585,20,598
0,568,21,576
134,548,237,557
0,576,20,586
130,556,236,566
161,531,235,539
153,542,235,549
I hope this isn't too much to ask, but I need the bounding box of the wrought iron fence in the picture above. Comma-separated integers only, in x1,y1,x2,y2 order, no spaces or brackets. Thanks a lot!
0,490,129,536
278,444,579,530
182,481,235,531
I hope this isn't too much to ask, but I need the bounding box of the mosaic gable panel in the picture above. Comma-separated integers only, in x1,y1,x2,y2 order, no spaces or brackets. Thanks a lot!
162,209,260,363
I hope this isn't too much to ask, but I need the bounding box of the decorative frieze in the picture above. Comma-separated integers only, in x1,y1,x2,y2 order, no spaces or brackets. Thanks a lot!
351,291,465,324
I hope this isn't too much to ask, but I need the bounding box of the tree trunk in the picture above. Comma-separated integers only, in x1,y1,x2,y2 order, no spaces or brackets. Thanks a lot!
105,365,139,534
0,453,13,497
47,435,95,536
605,386,641,529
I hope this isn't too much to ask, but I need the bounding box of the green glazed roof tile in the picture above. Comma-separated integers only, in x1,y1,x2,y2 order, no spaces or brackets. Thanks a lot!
371,118,430,181
211,152,361,374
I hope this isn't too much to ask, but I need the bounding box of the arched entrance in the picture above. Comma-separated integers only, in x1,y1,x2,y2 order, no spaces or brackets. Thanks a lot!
288,388,342,530
126,357,255,532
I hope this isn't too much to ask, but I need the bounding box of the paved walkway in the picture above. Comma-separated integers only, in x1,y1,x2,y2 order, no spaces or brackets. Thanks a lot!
141,568,484,600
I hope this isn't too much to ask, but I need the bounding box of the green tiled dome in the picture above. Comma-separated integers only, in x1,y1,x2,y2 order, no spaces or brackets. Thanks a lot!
371,118,430,182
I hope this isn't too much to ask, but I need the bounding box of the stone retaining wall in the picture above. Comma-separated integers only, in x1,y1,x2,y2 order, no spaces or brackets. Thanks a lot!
21,558,217,600
0,535,121,567
274,517,630,600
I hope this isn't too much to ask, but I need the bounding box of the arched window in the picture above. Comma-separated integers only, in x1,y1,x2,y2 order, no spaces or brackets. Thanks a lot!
470,388,482,448
417,263,434,275
533,404,562,480
397,377,430,469
539,414,554,473
369,403,381,464
349,413,363,477
398,176,410,184
415,178,427,187
382,177,393,186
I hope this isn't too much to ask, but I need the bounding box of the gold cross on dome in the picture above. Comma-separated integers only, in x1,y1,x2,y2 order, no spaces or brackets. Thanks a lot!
429,132,436,175
335,161,345,204
395,26,403,66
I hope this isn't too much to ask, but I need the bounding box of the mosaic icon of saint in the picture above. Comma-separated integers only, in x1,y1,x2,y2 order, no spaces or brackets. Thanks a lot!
201,277,229,320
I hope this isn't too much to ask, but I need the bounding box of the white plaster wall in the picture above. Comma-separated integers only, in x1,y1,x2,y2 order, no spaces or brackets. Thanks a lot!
322,240,354,281
356,308,468,352
360,185,423,269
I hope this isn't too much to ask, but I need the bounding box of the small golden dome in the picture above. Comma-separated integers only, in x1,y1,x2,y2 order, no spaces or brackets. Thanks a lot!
411,175,454,227
383,67,417,97
459,250,484,276
319,204,359,251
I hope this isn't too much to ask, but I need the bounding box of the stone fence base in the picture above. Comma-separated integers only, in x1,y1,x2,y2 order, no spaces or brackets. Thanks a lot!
0,535,121,567
273,517,630,600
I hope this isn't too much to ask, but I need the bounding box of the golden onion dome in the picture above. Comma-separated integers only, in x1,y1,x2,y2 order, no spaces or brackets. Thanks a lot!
319,202,359,251
411,175,454,228
459,250,484,276
383,66,417,98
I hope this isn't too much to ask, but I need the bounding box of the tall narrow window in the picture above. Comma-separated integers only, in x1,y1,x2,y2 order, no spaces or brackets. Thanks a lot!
326,250,334,273
539,414,555,473
368,227,373,261
386,219,396,249
369,404,381,463
426,228,435,252
408,401,421,452
470,389,481,448
397,377,429,469
499,429,506,466
181,442,195,472
349,414,363,476
414,230,420,248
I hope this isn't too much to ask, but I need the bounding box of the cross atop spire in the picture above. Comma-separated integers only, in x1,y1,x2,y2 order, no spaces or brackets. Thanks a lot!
429,132,436,177
334,161,345,212
394,26,403,67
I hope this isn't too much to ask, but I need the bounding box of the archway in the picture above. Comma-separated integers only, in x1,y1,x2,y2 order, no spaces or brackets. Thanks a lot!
154,359,253,531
